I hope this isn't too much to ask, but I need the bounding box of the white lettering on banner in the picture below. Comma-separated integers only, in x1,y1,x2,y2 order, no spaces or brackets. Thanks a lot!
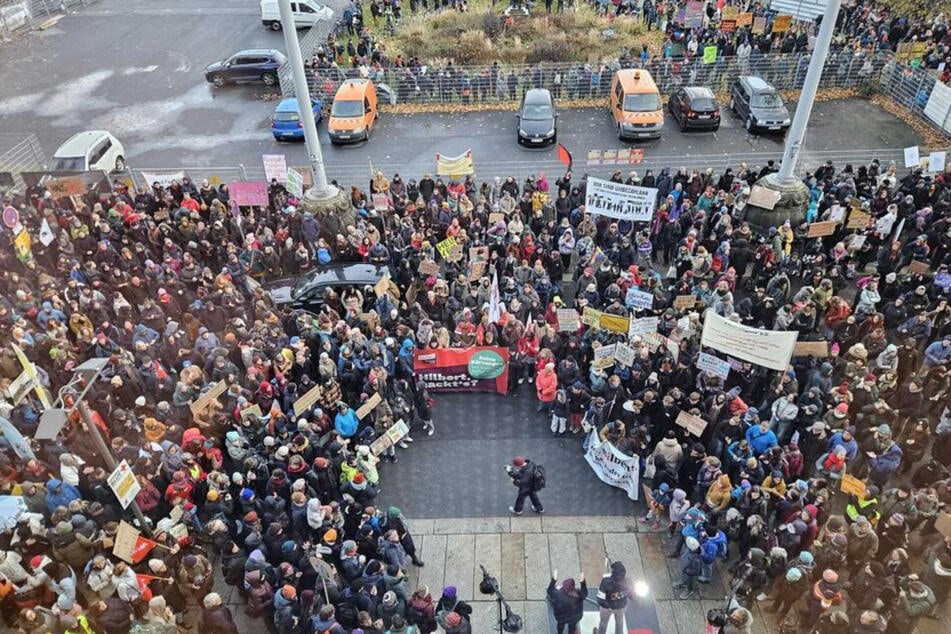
628,316,659,338
584,177,658,222
700,311,797,372
697,351,731,379
626,288,654,310
585,431,639,500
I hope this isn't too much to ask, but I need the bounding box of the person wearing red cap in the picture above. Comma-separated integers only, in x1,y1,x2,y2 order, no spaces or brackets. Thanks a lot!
507,456,544,515
547,568,586,634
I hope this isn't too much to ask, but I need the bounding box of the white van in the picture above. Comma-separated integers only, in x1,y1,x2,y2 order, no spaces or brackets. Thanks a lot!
260,0,334,30
49,131,126,173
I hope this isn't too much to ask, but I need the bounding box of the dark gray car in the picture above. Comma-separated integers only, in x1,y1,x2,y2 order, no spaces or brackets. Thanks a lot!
729,76,791,134
517,88,557,146
262,263,390,312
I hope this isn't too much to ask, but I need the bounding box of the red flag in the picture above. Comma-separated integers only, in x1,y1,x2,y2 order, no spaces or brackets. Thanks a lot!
557,143,572,169
131,536,157,564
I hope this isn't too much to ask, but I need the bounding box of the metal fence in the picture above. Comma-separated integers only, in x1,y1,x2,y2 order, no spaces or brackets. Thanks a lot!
284,49,896,104
277,0,351,96
0,133,46,193
0,0,97,38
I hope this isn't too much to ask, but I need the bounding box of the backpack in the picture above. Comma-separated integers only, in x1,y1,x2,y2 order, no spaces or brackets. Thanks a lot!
406,602,427,625
531,463,547,490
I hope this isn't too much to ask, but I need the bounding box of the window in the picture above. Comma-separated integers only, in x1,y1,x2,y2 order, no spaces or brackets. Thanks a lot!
689,97,717,110
622,93,661,112
90,138,112,164
49,157,85,171
297,2,315,12
521,104,553,120
274,111,300,122
752,92,783,108
229,56,249,66
331,100,364,117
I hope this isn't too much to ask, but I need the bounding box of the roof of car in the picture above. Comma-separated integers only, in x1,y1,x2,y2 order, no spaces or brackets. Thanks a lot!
294,263,390,294
234,48,284,57
335,78,371,100
53,131,112,157
524,88,552,104
740,75,776,93
683,86,715,99
275,98,304,112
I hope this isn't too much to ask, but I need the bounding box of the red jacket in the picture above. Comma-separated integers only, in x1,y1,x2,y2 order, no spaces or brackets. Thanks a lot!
535,369,558,402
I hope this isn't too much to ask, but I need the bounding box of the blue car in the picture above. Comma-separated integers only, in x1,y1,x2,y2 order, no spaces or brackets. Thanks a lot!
271,97,323,141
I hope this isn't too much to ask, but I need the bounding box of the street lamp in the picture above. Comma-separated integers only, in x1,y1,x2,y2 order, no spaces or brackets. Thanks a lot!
41,357,153,537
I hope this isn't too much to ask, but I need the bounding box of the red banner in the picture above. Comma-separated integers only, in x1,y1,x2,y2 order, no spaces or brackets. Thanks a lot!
414,346,509,394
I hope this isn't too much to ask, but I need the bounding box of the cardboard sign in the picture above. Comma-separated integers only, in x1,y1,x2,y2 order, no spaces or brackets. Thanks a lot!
840,473,867,498
793,341,829,357
374,276,392,298
628,316,659,338
736,11,752,26
240,404,263,421
488,212,505,224
847,210,870,230
418,260,441,276
293,383,323,417
936,512,951,539
600,313,630,334
721,6,738,20
469,260,487,282
807,220,837,237
593,343,617,369
676,410,708,437
697,351,731,379
356,392,382,419
557,308,580,332
436,237,457,258
189,380,227,415
907,260,930,275
107,460,141,509
445,243,464,262
674,295,697,310
371,419,410,456
614,343,636,367
113,520,140,564
849,234,867,250
45,176,87,198
752,16,766,33
748,185,781,210
772,14,792,32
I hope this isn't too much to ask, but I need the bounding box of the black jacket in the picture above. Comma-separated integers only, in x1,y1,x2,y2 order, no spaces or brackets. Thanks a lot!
596,572,629,610
547,578,587,623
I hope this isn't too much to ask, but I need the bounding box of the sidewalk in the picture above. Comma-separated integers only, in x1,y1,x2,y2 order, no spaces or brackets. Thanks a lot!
210,515,951,633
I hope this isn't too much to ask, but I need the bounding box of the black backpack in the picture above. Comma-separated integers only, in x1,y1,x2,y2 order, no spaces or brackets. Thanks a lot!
532,463,547,490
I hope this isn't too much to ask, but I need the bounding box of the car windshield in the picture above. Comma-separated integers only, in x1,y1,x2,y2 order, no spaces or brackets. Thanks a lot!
274,111,300,122
752,92,783,108
331,100,363,117
689,97,717,111
49,157,85,171
623,93,661,112
521,104,552,120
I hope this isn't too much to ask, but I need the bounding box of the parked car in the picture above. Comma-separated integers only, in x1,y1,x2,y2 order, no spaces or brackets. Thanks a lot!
667,86,721,132
260,0,333,30
610,68,664,140
516,88,557,146
328,78,379,144
271,97,323,140
729,75,791,134
49,131,126,173
204,49,287,88
263,263,390,312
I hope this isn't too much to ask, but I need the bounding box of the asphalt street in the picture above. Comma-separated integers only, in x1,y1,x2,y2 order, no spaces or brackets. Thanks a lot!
0,0,924,187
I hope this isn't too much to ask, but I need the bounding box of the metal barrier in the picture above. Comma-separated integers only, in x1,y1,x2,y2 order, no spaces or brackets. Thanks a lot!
283,50,896,104
0,0,97,38
277,0,351,96
0,133,46,193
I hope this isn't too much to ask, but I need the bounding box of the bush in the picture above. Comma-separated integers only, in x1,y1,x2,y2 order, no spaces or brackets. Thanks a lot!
527,34,574,64
451,30,496,65
856,81,880,99
480,10,503,40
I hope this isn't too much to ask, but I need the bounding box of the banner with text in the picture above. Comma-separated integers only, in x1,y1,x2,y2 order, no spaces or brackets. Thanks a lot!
584,177,658,222
414,346,509,394
585,431,640,500
700,312,797,372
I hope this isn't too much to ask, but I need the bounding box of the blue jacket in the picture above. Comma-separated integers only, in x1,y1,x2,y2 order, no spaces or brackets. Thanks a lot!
869,442,902,477
334,408,359,437
828,432,858,461
745,425,778,455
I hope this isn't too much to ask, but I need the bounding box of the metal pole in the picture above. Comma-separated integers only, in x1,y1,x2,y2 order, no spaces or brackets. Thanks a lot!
777,0,843,181
77,400,153,537
277,0,331,195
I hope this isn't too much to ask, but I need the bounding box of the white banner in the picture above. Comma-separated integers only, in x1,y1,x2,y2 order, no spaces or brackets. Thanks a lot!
262,154,288,183
700,311,797,372
286,168,304,198
584,177,658,222
140,170,187,189
585,431,639,500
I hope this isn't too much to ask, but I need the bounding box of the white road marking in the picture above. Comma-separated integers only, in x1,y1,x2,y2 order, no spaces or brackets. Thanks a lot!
122,65,159,75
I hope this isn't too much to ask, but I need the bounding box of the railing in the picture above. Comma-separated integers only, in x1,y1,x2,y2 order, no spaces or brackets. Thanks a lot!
282,50,896,105
277,0,352,96
0,133,47,193
0,0,97,39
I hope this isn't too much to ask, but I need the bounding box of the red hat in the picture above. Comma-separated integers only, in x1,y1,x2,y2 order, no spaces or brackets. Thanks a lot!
512,456,526,467
244,511,259,523
834,403,848,416
352,472,365,484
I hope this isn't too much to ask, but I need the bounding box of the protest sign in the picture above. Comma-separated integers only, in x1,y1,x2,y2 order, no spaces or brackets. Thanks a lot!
285,168,304,198
262,154,288,183
907,260,930,275
584,177,658,222
840,473,867,498
107,460,141,509
702,46,717,64
628,316,659,338
701,312,797,372
356,392,382,419
585,431,639,500
936,512,951,539
240,404,263,421
674,295,697,310
748,185,781,210
904,145,920,168
189,380,227,415
593,344,617,369
557,308,580,332
415,347,509,394
930,151,947,173
445,244,464,262
807,221,837,237
684,0,704,28
793,341,829,357
752,16,766,33
676,410,708,437
697,352,731,379
371,420,411,456
847,209,870,229
736,12,753,25
113,521,140,564
436,237,457,258
469,260,487,282
140,170,186,189
418,260,441,276
229,182,269,207
614,343,636,367
772,14,792,31
45,176,87,198
599,313,630,334
626,288,654,311
293,384,323,416
581,306,603,327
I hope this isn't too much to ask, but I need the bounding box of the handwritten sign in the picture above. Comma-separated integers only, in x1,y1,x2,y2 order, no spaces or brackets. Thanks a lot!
45,176,87,198
936,512,951,539
240,404,263,421
673,295,697,311
418,260,441,276
581,306,603,327
627,289,654,310
113,520,141,564
189,381,227,415
356,392,382,420
793,341,829,357
752,16,766,33
697,352,731,379
557,308,580,332
229,181,269,207
614,342,636,366
374,275,392,298
628,316,659,338
262,154,288,183
599,313,630,334
371,419,410,456
488,212,505,224
845,209,869,230
840,473,867,498
676,410,708,437
807,221,837,237
445,243,464,262
593,344,617,369
736,12,753,26
748,185,781,210
470,260,487,282
772,14,792,32
293,383,323,417
907,260,930,275
436,237,457,258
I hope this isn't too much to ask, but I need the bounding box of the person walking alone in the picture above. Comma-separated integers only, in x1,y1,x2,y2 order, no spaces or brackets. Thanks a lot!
507,456,545,514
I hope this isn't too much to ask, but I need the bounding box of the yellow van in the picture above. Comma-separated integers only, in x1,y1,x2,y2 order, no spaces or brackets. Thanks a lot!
328,78,378,144
610,69,664,140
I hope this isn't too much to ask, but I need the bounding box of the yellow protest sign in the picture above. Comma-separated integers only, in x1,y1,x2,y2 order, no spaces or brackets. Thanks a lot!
772,15,792,32
436,237,457,259
736,12,752,26
599,313,630,334
840,473,867,498
702,46,717,64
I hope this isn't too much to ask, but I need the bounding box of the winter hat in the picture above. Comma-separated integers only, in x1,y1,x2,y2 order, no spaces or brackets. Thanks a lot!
834,403,848,417
282,585,296,599
822,569,839,583
206,489,220,502
831,533,848,547
322,529,338,544
203,593,222,608
799,551,814,565
877,424,892,436
342,540,358,555
512,456,526,467
382,591,397,607
148,559,166,573
244,511,259,523
443,585,457,597
183,555,197,568
786,568,803,582
240,488,255,502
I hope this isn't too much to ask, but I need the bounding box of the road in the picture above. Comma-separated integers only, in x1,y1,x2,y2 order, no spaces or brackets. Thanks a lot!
0,0,924,187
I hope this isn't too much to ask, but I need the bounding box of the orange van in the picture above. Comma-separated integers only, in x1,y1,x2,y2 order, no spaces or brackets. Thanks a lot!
328,78,378,144
610,69,664,140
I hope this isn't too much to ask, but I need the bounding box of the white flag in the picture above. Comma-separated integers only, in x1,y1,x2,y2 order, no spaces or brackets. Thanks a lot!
38,219,55,246
488,271,501,324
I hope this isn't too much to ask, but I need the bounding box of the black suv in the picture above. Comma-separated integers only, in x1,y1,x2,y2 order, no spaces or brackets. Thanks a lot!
729,75,791,134
262,263,391,312
204,49,287,88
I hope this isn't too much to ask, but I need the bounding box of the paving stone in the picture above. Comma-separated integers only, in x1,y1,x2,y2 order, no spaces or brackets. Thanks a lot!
469,599,500,632
542,515,639,534
433,517,510,534
411,518,435,535
751,602,781,634
417,534,447,596
577,532,607,588
671,594,712,632
655,599,681,634
473,533,502,599
547,532,582,583
524,533,552,600
445,534,476,601
500,532,527,600
603,531,644,581
637,532,674,600
524,599,550,633
510,515,542,533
